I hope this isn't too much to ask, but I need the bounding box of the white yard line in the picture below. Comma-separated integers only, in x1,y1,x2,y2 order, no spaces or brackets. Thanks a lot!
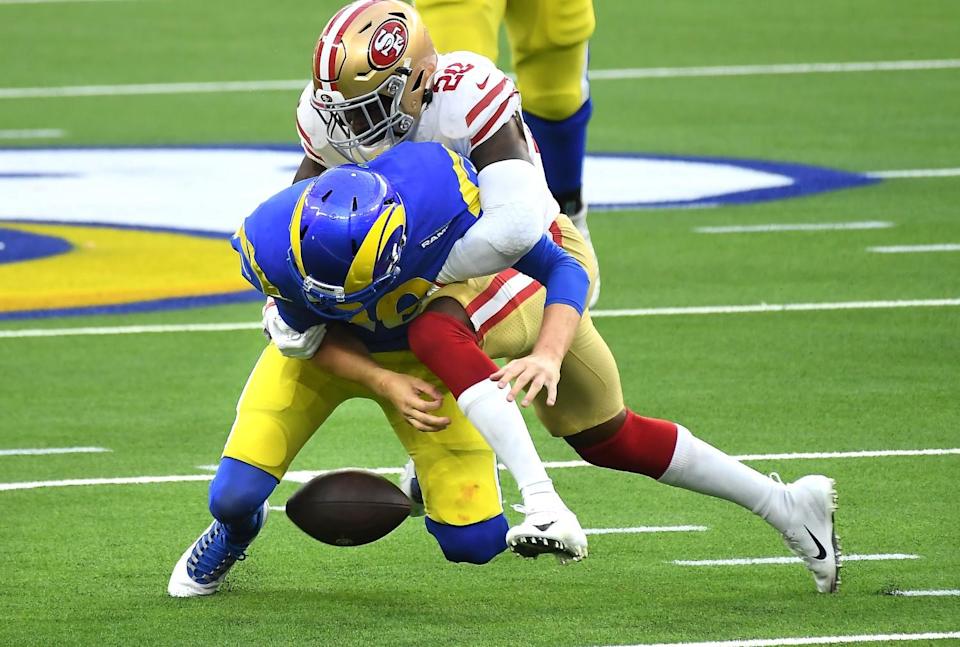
0,474,213,491
7,448,958,492
868,244,960,254
888,589,960,597
3,297,960,339
0,128,65,139
0,322,262,338
694,222,893,234
585,526,708,535
589,298,960,318
867,168,960,179
673,554,918,567
0,446,109,456
2,59,959,99
600,631,960,647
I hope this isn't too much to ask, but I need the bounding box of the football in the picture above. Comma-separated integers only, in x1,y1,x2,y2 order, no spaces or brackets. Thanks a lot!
285,469,412,546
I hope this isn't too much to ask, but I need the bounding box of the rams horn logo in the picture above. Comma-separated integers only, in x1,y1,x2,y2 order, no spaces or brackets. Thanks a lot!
369,19,408,69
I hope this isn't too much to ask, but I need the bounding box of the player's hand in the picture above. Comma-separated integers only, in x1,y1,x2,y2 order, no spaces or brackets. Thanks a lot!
374,371,451,432
262,298,327,360
490,352,562,407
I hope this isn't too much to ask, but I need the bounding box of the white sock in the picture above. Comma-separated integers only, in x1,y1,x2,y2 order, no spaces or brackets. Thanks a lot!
659,425,791,530
457,380,563,511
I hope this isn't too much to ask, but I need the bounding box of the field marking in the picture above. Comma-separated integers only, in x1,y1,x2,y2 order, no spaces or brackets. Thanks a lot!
868,244,960,254
0,322,262,338
2,59,959,99
867,168,960,179
673,554,918,567
601,631,960,647
6,447,958,492
0,128,65,139
0,474,213,491
694,222,893,234
0,446,109,456
888,589,960,597
4,297,960,339
585,526,708,535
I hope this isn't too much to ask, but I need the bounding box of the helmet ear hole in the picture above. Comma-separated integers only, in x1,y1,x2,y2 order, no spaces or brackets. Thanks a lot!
351,239,360,254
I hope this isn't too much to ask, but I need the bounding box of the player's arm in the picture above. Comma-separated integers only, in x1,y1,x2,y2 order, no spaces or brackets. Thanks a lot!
267,301,449,432
293,155,326,183
491,235,590,407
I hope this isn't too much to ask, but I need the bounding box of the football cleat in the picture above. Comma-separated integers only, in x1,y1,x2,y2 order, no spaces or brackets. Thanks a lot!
167,501,269,598
398,459,426,518
506,505,588,565
774,473,841,593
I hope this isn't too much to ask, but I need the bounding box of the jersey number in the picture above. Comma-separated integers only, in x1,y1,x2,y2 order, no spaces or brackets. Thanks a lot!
433,63,475,93
348,277,435,332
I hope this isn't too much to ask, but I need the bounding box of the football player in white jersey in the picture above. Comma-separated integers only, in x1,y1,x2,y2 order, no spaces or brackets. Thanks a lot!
272,0,839,593
288,0,592,559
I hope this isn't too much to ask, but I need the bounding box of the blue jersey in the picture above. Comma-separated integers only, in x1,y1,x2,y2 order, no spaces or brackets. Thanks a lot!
233,141,483,352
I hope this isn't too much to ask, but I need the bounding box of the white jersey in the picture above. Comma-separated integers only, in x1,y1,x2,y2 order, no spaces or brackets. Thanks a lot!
295,50,559,223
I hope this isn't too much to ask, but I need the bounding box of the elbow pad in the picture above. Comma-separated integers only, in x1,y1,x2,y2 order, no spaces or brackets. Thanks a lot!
436,160,552,284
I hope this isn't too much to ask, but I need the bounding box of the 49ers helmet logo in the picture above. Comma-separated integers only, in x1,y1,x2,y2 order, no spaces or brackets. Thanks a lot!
368,19,408,69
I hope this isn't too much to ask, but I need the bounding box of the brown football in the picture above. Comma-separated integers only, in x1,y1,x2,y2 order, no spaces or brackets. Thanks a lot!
285,470,412,546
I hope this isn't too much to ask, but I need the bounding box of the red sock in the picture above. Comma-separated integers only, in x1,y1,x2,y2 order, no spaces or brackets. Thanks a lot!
574,410,679,479
408,311,498,399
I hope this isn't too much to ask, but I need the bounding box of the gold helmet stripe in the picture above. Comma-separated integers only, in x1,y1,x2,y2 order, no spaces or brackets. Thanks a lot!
344,202,406,293
288,184,313,278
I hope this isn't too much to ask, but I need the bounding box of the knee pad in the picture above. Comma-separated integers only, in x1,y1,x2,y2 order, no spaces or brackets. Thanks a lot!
208,457,279,523
425,514,509,565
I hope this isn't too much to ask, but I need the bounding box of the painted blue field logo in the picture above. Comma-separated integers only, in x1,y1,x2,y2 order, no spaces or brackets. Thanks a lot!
0,146,878,319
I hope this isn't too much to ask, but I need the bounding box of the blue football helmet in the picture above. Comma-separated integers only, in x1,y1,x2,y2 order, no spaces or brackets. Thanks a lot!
287,166,407,320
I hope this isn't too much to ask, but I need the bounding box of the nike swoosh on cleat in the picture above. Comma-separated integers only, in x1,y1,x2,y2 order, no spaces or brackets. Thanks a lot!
533,522,555,532
476,74,491,90
804,525,828,560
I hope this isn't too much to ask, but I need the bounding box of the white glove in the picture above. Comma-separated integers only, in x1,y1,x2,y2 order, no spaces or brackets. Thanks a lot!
261,297,326,360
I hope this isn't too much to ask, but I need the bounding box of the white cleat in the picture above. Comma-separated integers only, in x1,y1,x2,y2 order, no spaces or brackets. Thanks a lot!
398,459,426,518
167,501,269,598
506,506,588,564
775,474,841,593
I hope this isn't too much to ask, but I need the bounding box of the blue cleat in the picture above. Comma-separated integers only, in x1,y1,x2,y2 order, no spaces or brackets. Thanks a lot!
167,501,269,597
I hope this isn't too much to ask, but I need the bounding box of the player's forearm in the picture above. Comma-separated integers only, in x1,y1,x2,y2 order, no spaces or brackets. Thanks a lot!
309,326,394,396
532,303,581,363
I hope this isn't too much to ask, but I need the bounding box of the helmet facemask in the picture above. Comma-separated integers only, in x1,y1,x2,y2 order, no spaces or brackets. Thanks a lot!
313,71,418,164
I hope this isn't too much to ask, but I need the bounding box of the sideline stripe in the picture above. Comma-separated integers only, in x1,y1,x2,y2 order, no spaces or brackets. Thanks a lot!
2,59,959,99
3,298,960,339
868,244,960,254
6,448,958,492
888,590,960,597
0,128,65,139
867,168,960,179
0,446,109,456
600,631,960,647
695,222,892,234
585,526,708,535
673,554,918,567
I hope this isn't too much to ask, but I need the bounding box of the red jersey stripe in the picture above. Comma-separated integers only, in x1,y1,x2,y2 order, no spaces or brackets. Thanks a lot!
470,92,518,147
549,220,564,245
465,268,519,316
465,77,508,127
476,280,542,338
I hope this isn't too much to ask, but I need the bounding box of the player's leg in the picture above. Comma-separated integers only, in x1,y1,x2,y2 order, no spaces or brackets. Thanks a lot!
415,0,505,59
505,0,598,304
168,345,353,597
409,283,587,562
529,217,839,591
375,352,509,564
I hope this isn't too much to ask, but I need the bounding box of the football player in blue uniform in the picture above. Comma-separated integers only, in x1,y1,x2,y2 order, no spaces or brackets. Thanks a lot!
167,141,593,597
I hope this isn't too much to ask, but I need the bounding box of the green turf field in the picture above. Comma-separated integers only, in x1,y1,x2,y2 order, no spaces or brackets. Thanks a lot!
1,1,959,646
